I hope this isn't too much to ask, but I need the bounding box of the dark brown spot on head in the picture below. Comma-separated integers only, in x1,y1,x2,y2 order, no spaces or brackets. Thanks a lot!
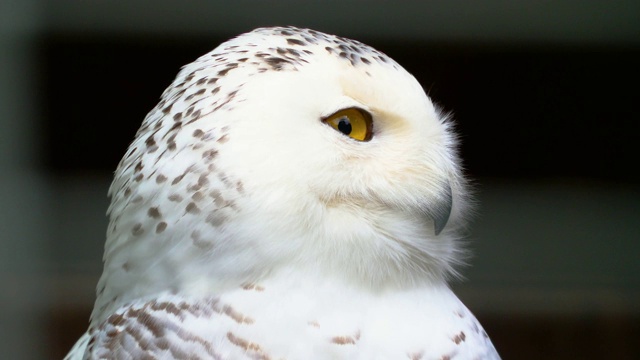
287,38,305,46
265,57,291,70
186,202,201,214
169,121,182,132
302,36,317,44
187,182,202,192
452,331,466,345
171,175,185,185
286,48,301,56
193,129,204,138
198,174,209,186
132,223,144,236
217,67,233,76
148,207,161,219
156,174,167,184
156,222,167,233
202,149,218,161
192,191,204,201
168,194,183,202
209,190,225,207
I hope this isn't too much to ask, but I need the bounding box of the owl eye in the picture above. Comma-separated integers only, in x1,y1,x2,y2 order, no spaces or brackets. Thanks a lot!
323,108,373,141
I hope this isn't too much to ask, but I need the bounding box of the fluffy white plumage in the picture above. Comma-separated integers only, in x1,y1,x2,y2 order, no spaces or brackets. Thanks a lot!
66,26,499,359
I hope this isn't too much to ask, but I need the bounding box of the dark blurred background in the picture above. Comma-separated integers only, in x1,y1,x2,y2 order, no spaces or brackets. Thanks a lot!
1,1,639,359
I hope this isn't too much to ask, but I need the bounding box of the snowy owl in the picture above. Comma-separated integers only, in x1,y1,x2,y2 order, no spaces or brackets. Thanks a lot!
65,26,499,359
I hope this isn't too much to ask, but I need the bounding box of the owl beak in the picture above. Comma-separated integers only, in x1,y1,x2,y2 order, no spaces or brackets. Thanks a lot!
426,181,452,236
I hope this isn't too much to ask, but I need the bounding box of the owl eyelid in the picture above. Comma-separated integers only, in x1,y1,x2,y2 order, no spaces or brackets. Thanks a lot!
320,106,369,119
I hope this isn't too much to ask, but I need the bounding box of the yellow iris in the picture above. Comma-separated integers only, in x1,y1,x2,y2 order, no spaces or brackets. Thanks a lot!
323,108,373,141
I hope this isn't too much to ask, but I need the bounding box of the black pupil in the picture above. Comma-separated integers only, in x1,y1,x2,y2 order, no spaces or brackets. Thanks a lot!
337,117,352,135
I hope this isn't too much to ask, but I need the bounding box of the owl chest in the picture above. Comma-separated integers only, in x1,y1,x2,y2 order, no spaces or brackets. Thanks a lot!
88,281,497,359
182,281,498,360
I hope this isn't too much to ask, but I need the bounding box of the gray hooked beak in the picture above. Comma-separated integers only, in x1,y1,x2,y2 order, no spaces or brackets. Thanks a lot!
424,181,452,236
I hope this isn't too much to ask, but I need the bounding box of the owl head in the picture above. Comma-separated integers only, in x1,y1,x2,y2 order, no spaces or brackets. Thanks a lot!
92,27,470,324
